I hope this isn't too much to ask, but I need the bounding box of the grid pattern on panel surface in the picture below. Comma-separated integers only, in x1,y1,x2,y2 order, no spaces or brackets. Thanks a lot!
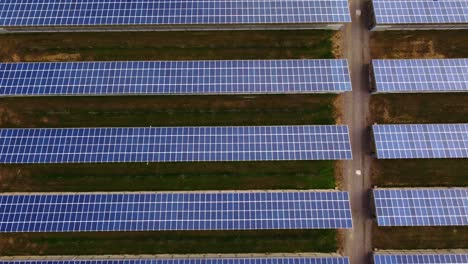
0,258,350,264
372,59,468,93
0,126,353,163
0,60,352,96
372,0,468,24
373,188,468,227
374,253,468,264
372,124,468,159
0,191,353,232
0,0,351,27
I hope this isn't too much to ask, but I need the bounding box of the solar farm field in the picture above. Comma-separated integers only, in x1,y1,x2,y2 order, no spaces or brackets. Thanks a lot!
370,31,468,251
0,30,343,256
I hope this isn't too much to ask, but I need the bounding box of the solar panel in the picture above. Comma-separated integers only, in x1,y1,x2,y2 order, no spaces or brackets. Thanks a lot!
0,0,351,27
0,190,353,232
374,252,468,264
372,124,468,159
373,188,468,227
0,126,353,163
0,257,350,264
0,60,352,96
372,0,468,25
372,59,468,93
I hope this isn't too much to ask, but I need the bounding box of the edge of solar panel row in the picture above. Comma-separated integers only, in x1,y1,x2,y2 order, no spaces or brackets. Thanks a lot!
373,252,468,264
372,59,468,93
372,0,468,25
0,1,351,27
0,256,350,264
0,190,353,232
372,124,468,159
0,60,352,96
373,188,468,227
0,125,353,163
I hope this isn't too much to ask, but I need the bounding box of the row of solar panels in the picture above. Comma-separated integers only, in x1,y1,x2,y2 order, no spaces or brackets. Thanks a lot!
0,190,353,232
0,187,466,232
372,124,468,159
0,0,467,31
0,123,467,163
1,58,467,96
1,253,468,264
373,188,468,227
0,125,353,163
0,60,352,96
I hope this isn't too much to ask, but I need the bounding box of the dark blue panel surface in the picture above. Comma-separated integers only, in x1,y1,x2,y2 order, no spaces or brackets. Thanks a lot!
373,59,468,93
0,126,353,163
0,60,351,96
373,188,468,227
0,191,353,232
374,253,468,263
372,124,468,159
373,0,468,24
0,0,351,26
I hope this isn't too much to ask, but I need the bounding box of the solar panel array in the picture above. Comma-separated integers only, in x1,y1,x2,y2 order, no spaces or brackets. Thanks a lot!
372,124,468,159
373,188,468,227
372,59,468,93
0,126,352,163
0,60,352,96
374,253,468,264
372,0,468,25
0,190,353,232
0,0,351,27
0,257,350,264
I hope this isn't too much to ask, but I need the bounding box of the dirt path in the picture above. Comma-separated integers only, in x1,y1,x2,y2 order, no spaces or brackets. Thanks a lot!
341,0,373,263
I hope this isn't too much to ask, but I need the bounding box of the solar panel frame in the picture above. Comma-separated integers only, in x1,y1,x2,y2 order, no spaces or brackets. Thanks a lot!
373,188,468,227
0,190,353,232
0,0,351,27
374,252,468,264
0,60,352,96
0,125,353,163
0,257,351,264
372,59,468,93
372,0,468,25
372,124,468,159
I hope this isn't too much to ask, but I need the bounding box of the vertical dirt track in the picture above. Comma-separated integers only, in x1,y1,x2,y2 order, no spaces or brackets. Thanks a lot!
341,0,372,263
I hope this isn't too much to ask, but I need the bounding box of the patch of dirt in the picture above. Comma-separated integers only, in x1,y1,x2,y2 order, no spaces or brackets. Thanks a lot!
334,161,344,190
381,101,416,124
336,229,345,254
380,39,445,59
0,105,21,127
11,53,21,62
0,167,27,190
331,31,343,58
333,94,344,125
23,53,81,62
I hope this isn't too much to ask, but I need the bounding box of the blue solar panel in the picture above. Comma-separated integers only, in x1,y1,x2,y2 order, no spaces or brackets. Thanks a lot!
372,0,468,25
0,257,350,264
0,126,353,163
372,124,468,159
0,190,353,232
373,188,468,227
374,252,468,264
0,0,351,27
0,60,352,96
372,59,468,93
